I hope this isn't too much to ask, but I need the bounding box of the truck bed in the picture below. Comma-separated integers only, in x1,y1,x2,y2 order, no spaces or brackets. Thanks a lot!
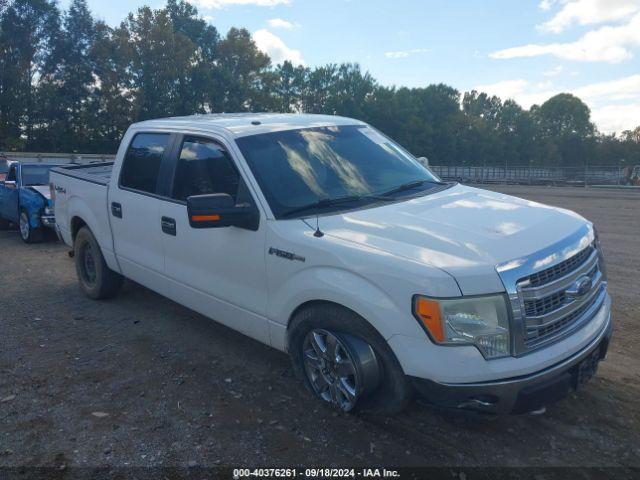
50,162,115,254
51,162,114,186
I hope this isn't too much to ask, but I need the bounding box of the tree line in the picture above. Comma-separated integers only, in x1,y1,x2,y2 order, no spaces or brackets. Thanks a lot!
1,0,639,168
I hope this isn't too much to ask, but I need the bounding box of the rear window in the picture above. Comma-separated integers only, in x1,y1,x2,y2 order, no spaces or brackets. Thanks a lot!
21,165,57,186
119,133,170,194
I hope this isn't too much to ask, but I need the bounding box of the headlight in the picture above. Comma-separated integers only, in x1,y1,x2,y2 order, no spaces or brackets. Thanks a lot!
413,295,511,359
44,206,53,216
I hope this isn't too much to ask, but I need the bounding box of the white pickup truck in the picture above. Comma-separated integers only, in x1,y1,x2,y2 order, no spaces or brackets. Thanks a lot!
50,114,612,414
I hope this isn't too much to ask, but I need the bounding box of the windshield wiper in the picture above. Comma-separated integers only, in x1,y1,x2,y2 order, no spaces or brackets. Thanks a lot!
282,194,392,218
380,179,445,197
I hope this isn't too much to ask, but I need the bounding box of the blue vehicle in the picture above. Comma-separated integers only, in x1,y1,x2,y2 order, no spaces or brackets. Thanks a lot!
0,162,61,243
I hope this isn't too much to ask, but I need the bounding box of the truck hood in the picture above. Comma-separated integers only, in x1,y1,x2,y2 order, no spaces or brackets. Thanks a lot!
28,185,52,201
315,184,589,295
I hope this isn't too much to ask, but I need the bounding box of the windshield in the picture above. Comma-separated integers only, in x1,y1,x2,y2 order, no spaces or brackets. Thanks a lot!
21,165,57,186
236,125,441,218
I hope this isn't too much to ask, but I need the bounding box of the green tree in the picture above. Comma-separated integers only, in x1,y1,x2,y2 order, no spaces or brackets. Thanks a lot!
533,94,596,167
217,27,270,111
0,0,60,149
33,0,96,151
88,22,136,152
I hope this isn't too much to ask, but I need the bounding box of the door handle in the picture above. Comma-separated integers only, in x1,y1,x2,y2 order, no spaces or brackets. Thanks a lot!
161,216,176,236
111,202,122,218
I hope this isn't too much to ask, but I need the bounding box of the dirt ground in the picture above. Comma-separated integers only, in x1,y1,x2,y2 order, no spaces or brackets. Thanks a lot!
1,186,639,472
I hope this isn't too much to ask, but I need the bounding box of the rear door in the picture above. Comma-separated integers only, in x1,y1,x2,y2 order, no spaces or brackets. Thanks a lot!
108,132,174,295
156,134,270,344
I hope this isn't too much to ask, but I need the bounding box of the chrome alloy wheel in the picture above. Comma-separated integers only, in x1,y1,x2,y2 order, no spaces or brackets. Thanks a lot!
302,329,379,412
19,212,30,241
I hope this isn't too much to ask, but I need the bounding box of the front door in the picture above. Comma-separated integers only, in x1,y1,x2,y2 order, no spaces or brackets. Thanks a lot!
157,135,269,344
109,132,172,295
0,164,19,222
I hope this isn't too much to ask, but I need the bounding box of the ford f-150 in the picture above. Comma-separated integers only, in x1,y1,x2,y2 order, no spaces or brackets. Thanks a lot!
50,114,612,414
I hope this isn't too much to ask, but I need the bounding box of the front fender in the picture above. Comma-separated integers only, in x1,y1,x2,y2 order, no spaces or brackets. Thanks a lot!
18,189,45,228
268,266,425,343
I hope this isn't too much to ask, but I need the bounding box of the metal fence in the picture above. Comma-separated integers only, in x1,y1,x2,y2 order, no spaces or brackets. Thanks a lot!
430,165,625,186
1,151,629,186
3,151,115,165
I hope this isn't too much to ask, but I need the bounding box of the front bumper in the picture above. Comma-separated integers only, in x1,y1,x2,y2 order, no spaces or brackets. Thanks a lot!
412,308,613,414
40,214,56,229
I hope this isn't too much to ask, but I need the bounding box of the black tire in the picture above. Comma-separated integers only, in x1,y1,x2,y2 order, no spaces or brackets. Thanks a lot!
74,226,123,300
289,303,413,415
18,209,43,243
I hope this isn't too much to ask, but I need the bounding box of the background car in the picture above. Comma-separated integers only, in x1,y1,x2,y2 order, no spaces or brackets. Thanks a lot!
0,162,61,243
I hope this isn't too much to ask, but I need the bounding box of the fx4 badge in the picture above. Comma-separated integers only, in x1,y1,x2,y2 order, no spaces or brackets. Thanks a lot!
269,247,305,263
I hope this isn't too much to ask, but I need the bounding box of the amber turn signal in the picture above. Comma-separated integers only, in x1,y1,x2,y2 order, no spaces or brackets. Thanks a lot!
191,214,220,222
414,297,445,342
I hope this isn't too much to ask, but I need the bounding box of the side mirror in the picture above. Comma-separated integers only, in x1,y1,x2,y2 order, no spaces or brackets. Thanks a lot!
4,180,16,189
417,157,430,167
187,193,259,231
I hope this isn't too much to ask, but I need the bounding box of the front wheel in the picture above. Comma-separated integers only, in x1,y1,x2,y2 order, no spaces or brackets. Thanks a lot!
19,209,43,243
302,329,380,412
289,303,413,414
74,226,124,300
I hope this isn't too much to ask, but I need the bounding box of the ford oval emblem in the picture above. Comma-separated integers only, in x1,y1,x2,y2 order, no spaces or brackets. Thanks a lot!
566,275,593,298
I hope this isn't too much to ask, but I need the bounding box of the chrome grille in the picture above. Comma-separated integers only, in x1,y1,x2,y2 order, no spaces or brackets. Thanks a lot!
526,246,594,287
496,225,609,356
533,288,603,340
524,290,566,317
522,263,598,317
518,244,605,350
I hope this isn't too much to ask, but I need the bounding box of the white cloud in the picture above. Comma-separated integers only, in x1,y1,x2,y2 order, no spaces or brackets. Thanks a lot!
539,0,557,11
539,0,640,33
474,79,559,108
490,12,640,63
252,29,304,65
591,103,640,134
267,18,297,29
190,0,291,9
474,74,640,133
543,65,564,76
203,15,215,23
384,48,429,59
574,74,640,100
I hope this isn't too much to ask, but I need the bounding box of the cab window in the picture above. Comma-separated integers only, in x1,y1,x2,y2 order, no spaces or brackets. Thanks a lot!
119,133,170,194
171,137,243,203
6,164,16,182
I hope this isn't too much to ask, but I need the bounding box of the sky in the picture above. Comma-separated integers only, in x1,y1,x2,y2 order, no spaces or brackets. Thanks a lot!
60,0,640,135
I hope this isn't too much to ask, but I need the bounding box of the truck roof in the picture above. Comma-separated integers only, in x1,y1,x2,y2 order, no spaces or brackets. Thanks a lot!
131,113,366,138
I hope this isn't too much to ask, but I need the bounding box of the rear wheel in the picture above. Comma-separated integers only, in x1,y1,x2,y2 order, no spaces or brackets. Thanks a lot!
289,303,413,414
74,226,123,300
19,209,43,243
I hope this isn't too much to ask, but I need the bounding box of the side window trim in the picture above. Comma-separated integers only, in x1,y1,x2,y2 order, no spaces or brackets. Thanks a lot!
156,133,183,198
117,131,175,198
